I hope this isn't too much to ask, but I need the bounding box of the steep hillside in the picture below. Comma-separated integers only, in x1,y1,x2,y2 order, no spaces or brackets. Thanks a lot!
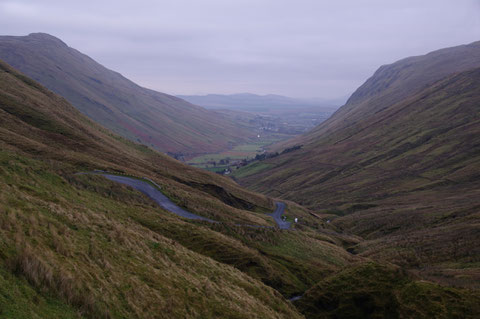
237,45,480,288
0,33,255,157
1,53,479,318
295,262,480,319
0,59,366,318
305,39,480,143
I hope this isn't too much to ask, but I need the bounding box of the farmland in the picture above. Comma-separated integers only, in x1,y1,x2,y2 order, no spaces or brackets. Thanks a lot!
188,134,288,174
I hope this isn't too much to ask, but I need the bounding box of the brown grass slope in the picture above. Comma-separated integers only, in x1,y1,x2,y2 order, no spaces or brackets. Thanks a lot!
238,50,480,287
0,58,274,223
0,56,295,318
276,40,480,150
0,33,255,156
0,160,303,319
1,54,478,318
0,59,361,318
295,262,480,319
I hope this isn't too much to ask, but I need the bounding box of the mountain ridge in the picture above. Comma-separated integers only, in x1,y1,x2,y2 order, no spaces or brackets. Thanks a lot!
0,33,256,157
178,92,342,112
309,39,480,143
0,57,306,318
1,38,480,318
0,57,363,318
235,41,480,289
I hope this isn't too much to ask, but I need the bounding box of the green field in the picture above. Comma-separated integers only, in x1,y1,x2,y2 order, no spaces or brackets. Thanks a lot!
188,135,287,171
231,162,274,178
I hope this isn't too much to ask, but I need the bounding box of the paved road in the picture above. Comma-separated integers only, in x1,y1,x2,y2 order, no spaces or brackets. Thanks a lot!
85,173,290,229
102,174,215,222
268,202,291,230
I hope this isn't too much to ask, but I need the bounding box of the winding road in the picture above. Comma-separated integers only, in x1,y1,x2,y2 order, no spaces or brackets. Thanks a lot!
268,202,292,230
88,173,290,229
102,174,215,222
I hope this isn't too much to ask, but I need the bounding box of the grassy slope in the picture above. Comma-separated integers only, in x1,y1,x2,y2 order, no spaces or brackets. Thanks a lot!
0,58,275,224
0,59,360,317
0,264,81,319
237,47,480,288
270,40,480,153
295,262,480,319
0,33,255,156
0,152,305,319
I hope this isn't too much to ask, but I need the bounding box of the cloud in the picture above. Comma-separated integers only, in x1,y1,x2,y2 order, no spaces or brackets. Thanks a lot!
1,0,479,98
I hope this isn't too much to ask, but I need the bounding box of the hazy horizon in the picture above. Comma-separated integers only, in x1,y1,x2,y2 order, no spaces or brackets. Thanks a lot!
1,0,479,99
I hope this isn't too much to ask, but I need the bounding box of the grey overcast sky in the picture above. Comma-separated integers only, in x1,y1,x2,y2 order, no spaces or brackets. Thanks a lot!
1,0,480,99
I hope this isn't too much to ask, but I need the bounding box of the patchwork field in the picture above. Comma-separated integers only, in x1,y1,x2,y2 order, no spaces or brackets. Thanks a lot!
188,134,288,173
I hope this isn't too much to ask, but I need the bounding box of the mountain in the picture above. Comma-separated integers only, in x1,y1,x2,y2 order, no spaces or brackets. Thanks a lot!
235,42,480,289
1,52,479,317
0,58,363,318
179,93,341,136
0,33,256,157
294,263,480,318
304,40,480,142
178,93,342,113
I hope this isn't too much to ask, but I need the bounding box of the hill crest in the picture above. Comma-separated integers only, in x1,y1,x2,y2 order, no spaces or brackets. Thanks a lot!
0,33,256,157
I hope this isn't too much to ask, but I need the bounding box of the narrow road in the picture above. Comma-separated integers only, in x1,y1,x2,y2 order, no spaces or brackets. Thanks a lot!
102,174,215,222
289,295,302,302
268,202,291,230
84,172,291,229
